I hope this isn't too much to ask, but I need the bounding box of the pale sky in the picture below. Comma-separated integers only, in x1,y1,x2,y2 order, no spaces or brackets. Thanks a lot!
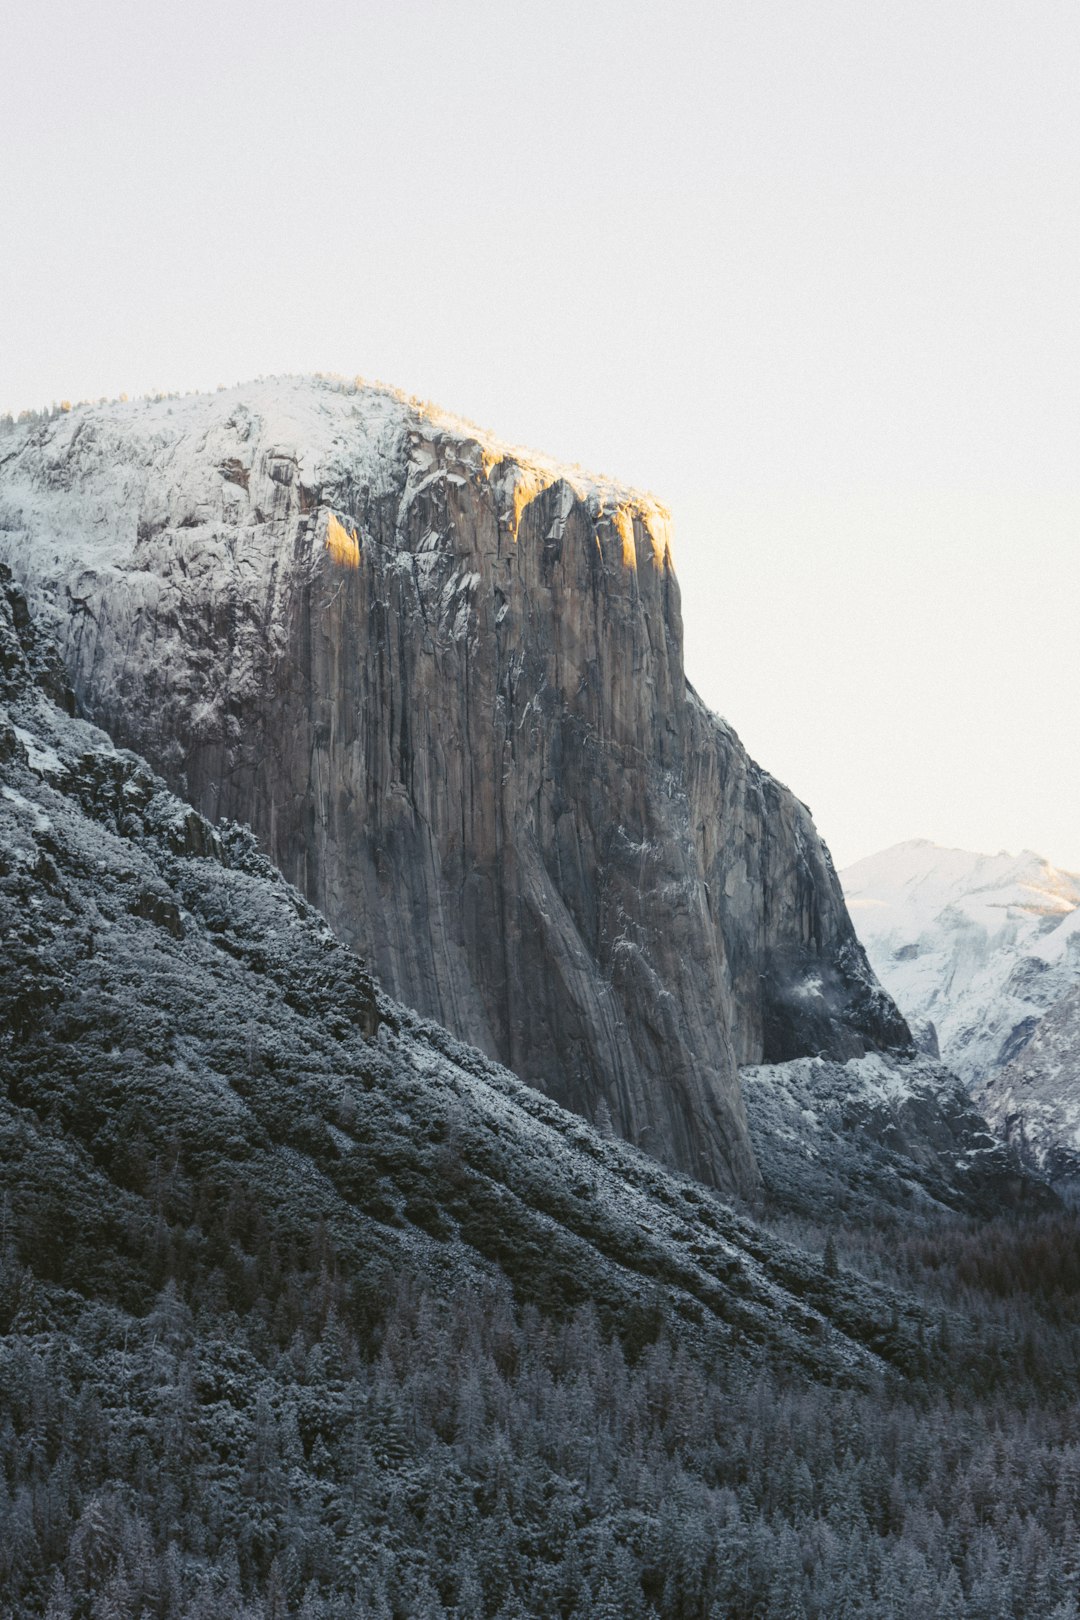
3,1,1078,870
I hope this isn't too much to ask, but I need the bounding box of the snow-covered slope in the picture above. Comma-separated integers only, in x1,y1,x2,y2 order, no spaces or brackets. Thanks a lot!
841,840,1080,1089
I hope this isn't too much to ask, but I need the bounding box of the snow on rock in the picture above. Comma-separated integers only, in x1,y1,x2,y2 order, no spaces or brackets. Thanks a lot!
979,981,1080,1189
741,1051,1051,1219
841,839,1080,1089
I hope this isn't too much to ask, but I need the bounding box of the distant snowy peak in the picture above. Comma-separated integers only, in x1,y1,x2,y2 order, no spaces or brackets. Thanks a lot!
843,839,1080,942
840,840,1080,1089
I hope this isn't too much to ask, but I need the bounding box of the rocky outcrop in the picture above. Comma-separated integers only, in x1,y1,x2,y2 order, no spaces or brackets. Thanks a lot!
978,981,1080,1191
742,1053,1054,1220
0,378,910,1194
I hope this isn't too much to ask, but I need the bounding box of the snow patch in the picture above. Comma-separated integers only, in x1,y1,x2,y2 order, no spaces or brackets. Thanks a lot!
13,726,64,777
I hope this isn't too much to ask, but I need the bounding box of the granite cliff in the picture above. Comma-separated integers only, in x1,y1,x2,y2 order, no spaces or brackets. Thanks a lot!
0,378,909,1194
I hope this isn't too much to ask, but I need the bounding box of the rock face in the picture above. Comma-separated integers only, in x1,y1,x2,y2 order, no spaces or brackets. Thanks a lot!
0,378,909,1194
978,982,1080,1191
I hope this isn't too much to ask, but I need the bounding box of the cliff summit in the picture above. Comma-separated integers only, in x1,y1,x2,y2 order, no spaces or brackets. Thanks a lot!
0,375,910,1193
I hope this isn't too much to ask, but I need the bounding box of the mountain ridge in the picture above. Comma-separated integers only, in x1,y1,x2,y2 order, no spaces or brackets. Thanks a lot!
842,837,1080,1187
842,837,1080,1079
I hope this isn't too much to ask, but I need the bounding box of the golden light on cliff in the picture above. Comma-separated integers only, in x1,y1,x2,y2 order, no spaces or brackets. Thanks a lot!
605,501,671,571
612,505,638,569
480,450,673,571
325,512,360,569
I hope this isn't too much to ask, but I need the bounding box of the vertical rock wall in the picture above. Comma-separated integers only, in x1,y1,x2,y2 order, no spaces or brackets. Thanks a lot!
0,380,909,1195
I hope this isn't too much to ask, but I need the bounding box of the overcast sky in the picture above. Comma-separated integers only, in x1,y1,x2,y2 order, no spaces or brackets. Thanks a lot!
4,0,1078,869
